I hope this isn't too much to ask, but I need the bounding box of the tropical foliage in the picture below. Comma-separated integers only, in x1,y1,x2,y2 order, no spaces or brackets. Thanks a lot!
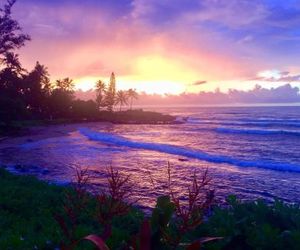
127,88,138,110
196,195,300,250
115,90,128,111
95,80,106,110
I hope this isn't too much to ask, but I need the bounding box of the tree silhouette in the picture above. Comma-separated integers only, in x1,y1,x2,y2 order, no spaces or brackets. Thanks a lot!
105,72,116,112
127,88,138,110
0,67,26,123
108,72,116,97
1,52,24,74
24,61,51,117
55,78,74,92
0,0,30,63
95,80,106,111
115,90,128,111
71,99,98,119
48,78,75,119
0,0,30,125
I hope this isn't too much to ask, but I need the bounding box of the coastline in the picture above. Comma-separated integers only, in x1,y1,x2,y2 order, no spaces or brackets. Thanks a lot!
0,110,179,138
0,122,112,149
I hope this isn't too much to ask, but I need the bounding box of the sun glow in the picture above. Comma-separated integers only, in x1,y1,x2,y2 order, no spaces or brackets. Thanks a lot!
75,77,99,91
123,79,185,95
74,77,185,95
74,55,201,95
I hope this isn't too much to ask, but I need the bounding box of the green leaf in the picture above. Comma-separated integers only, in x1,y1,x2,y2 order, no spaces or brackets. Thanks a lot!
151,195,175,230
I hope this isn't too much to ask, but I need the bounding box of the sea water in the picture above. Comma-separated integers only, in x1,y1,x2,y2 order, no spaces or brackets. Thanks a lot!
1,106,300,209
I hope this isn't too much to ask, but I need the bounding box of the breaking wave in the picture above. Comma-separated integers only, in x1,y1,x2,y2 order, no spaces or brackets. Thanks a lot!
79,128,300,172
187,118,300,128
215,127,300,136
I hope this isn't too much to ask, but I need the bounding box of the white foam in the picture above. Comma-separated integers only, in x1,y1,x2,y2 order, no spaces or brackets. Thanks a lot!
79,128,300,173
187,118,300,127
215,127,300,136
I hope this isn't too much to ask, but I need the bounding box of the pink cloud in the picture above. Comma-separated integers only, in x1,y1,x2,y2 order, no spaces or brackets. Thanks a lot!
12,0,273,91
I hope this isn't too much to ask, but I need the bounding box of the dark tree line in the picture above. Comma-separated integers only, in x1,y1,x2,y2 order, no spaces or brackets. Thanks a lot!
0,0,138,127
0,0,77,123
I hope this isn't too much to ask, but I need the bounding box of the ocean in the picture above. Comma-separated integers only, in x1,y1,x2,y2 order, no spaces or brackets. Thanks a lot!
1,106,300,209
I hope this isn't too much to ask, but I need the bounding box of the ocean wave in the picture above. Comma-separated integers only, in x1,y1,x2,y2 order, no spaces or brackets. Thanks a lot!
187,118,300,128
215,127,300,136
79,128,300,173
237,118,300,123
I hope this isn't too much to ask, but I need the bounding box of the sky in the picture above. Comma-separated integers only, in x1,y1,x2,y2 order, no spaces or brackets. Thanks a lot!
6,0,300,95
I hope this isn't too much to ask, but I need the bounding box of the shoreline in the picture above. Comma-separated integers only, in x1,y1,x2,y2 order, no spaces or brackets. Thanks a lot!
0,121,112,149
0,109,180,138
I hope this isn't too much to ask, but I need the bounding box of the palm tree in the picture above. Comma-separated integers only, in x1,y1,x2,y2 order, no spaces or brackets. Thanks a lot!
115,90,128,111
2,52,23,74
95,80,106,110
56,78,74,92
127,88,138,110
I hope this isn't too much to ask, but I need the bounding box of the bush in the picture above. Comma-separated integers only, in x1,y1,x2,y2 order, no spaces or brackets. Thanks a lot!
196,195,300,250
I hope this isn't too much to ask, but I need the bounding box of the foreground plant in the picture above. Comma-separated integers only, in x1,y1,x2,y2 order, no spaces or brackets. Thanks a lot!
197,195,300,250
166,164,219,249
140,163,221,250
2,167,300,250
56,166,137,249
55,164,221,249
54,167,95,249
95,166,134,241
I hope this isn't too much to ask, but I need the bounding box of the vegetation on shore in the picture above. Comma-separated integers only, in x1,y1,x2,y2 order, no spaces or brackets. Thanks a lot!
1,167,300,250
0,109,176,136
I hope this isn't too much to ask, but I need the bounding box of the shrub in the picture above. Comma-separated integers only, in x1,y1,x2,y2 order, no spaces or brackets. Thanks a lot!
56,165,219,250
196,195,300,250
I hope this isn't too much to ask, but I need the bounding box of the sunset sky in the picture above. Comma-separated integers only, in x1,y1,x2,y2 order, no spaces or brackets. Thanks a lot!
10,0,300,94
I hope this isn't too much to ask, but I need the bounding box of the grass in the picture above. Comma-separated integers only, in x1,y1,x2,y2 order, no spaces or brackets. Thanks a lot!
0,168,64,249
1,167,300,250
0,168,143,250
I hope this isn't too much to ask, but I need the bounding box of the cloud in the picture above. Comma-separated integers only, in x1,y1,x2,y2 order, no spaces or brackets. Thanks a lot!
76,84,300,104
276,75,300,82
14,0,256,83
192,80,207,86
254,70,300,82
237,35,254,44
8,0,300,93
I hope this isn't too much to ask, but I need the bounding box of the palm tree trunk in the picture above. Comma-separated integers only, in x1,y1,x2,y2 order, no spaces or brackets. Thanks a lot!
119,103,122,111
130,98,133,110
